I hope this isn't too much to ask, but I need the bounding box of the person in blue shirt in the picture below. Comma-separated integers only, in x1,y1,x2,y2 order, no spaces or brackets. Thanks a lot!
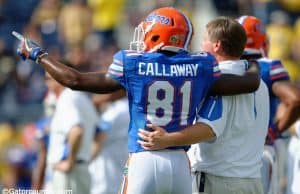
14,7,260,194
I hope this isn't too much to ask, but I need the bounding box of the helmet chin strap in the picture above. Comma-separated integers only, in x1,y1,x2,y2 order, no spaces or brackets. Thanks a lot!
148,44,185,53
162,46,184,53
148,42,164,53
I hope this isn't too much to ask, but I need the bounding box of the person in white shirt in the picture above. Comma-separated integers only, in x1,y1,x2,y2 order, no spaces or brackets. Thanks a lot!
89,95,129,194
32,91,56,190
287,119,300,194
137,17,270,194
45,72,99,194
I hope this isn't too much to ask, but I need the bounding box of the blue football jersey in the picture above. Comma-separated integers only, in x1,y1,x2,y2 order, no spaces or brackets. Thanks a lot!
108,50,221,152
258,58,290,142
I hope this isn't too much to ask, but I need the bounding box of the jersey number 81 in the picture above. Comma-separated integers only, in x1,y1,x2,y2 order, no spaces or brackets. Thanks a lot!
146,80,192,126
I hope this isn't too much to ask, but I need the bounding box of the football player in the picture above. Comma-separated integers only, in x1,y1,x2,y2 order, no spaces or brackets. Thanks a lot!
137,16,270,194
15,7,260,194
238,15,300,194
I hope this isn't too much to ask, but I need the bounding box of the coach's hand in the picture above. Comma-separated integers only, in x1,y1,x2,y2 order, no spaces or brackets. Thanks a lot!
138,124,171,150
54,159,74,173
12,31,48,62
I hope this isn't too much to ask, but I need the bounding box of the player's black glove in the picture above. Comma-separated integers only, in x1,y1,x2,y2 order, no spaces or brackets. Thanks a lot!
12,31,48,62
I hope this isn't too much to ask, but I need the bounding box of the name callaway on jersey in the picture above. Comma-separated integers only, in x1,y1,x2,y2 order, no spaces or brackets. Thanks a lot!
138,62,199,77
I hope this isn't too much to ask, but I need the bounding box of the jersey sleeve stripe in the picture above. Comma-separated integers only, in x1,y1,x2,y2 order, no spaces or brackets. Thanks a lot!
270,68,287,76
108,67,123,74
270,73,289,80
110,63,124,72
107,70,123,77
271,64,284,70
113,59,123,66
126,52,142,56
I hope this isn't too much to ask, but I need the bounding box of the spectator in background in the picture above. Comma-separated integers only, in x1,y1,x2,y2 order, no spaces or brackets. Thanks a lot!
0,123,20,187
45,71,99,194
31,91,56,190
89,91,128,194
0,0,39,53
289,18,300,83
58,0,92,50
211,0,252,17
14,23,47,123
64,46,91,73
5,147,32,189
87,0,125,47
267,11,293,61
265,10,300,83
277,0,300,24
0,52,18,123
30,0,61,49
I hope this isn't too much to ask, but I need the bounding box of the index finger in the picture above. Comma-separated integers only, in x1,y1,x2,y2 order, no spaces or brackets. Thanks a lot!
12,31,24,41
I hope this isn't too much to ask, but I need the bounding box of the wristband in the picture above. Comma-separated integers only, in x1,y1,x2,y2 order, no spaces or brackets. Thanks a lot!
35,52,49,64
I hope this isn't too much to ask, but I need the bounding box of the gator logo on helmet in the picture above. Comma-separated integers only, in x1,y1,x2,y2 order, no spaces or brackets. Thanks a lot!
169,35,185,45
146,14,171,25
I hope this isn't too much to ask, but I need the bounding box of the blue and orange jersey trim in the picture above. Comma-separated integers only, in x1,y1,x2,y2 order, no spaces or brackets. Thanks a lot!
270,63,289,81
108,58,124,77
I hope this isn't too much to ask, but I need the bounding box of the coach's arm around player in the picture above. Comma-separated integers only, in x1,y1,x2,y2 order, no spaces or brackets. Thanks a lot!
138,122,215,150
210,60,261,95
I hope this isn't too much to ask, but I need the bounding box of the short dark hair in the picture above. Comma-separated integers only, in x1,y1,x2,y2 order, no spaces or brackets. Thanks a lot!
206,17,246,58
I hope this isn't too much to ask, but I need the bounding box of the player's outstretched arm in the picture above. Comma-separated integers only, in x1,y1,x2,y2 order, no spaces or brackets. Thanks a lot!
13,31,123,94
273,81,300,132
38,56,123,93
210,60,260,95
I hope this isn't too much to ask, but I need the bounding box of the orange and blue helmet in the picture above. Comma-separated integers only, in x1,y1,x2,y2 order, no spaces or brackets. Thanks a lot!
130,7,193,52
238,15,269,57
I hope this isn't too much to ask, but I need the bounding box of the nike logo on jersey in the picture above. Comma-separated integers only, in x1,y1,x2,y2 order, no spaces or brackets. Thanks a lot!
138,62,199,77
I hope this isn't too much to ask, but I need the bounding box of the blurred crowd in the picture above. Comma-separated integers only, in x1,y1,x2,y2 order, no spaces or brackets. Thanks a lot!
0,0,299,193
